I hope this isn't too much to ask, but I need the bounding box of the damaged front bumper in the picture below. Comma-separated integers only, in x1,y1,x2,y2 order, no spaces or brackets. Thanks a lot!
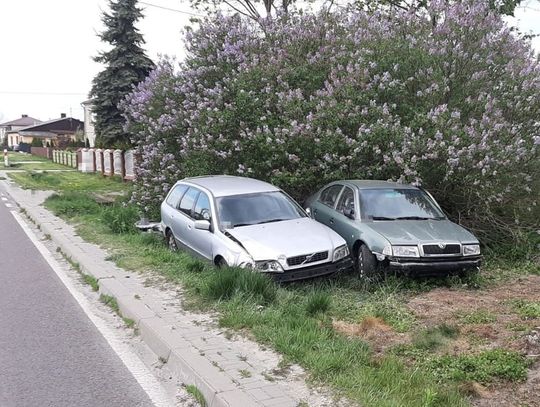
269,257,353,282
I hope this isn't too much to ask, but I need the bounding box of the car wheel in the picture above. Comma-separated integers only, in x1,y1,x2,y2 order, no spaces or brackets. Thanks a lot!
216,257,228,268
166,229,178,252
355,244,378,280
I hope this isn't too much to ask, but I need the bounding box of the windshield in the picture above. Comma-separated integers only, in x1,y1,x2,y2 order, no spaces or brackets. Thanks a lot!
216,191,306,228
360,188,445,220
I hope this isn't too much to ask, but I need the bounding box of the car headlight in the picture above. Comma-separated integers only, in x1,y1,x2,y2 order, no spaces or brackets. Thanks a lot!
236,251,254,267
255,260,284,273
463,244,480,256
333,245,350,262
392,245,420,258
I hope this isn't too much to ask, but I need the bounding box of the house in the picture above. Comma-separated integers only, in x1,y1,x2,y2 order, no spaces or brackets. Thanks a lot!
17,114,84,148
0,114,42,147
81,100,96,147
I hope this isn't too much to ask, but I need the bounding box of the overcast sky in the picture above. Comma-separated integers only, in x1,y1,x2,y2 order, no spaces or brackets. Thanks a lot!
0,0,539,124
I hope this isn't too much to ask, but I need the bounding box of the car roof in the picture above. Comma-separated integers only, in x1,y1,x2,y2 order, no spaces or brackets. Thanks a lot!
338,180,419,190
179,175,280,197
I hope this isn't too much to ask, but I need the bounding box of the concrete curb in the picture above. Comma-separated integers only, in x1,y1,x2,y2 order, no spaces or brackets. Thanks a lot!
4,184,265,407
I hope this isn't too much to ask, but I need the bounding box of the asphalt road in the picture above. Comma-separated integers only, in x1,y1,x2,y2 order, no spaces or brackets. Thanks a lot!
0,192,155,407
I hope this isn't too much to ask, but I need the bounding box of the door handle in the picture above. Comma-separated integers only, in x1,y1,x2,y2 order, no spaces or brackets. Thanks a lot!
313,209,318,215
329,217,334,224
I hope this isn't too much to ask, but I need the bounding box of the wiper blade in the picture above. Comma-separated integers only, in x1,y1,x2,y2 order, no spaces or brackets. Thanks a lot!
372,216,396,221
256,218,289,225
395,216,433,220
232,223,252,227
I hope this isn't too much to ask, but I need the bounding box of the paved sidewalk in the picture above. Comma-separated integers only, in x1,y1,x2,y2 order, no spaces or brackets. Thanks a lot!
0,176,344,407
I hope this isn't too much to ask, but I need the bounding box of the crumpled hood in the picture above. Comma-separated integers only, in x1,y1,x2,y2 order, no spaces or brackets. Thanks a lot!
226,218,345,262
366,220,478,245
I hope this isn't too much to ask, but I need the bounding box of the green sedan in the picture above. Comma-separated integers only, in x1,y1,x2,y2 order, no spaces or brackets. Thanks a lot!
305,180,482,278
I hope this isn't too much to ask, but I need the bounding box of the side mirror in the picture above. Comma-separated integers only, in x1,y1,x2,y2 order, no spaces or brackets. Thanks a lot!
305,207,312,218
194,220,211,231
343,208,355,219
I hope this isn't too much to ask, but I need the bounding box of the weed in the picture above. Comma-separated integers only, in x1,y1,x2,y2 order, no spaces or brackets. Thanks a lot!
429,348,529,384
505,322,530,332
101,204,139,234
509,299,540,319
44,233,51,240
82,273,99,291
134,294,141,300
202,267,277,305
185,258,206,273
105,253,125,262
185,384,206,407
123,317,136,328
238,369,252,378
46,192,101,218
305,291,331,316
158,356,168,364
262,372,276,382
457,309,497,324
412,324,459,351
357,291,415,332
100,294,120,314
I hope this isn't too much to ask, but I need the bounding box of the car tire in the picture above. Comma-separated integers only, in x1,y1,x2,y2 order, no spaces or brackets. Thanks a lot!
216,257,228,268
166,229,178,252
355,244,378,280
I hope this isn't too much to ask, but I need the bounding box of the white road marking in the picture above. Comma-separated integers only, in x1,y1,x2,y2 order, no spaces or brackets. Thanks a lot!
11,211,173,407
5,203,13,208
1,197,7,201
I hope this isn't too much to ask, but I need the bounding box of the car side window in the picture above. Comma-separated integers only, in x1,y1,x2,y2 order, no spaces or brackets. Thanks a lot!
166,185,188,208
178,187,200,217
336,187,355,214
319,185,343,208
194,192,212,221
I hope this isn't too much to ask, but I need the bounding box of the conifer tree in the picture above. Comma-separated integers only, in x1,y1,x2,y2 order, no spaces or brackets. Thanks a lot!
90,0,154,148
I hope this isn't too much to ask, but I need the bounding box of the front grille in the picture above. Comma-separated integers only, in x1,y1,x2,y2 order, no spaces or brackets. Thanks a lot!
287,251,328,266
422,244,461,255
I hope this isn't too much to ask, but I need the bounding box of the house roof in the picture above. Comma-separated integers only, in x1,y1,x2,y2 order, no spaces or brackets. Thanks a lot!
19,117,83,135
0,115,42,127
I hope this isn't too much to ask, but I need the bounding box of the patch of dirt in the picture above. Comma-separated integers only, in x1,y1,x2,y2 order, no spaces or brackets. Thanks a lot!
332,317,408,353
406,275,540,406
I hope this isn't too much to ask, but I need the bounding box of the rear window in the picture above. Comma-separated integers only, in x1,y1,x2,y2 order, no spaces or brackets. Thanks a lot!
178,187,200,217
166,185,188,208
319,185,343,208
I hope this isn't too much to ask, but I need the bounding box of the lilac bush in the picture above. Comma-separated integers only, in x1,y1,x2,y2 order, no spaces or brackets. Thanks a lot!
122,1,539,246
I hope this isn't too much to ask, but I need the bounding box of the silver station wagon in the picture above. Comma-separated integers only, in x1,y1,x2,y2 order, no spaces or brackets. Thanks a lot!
161,175,352,282
306,180,482,278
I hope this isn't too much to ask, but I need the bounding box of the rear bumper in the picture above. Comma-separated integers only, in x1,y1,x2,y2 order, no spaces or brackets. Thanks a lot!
270,257,353,282
389,256,482,274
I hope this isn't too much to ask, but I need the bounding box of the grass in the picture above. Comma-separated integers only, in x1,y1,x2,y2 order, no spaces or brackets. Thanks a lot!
10,168,539,407
508,299,540,319
411,324,459,351
185,384,207,407
82,273,99,291
305,290,331,316
457,309,497,324
8,161,68,171
8,170,128,194
100,294,120,314
429,349,530,384
7,152,49,162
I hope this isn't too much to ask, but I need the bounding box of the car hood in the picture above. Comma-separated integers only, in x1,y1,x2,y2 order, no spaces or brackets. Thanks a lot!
225,218,345,262
365,220,478,245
